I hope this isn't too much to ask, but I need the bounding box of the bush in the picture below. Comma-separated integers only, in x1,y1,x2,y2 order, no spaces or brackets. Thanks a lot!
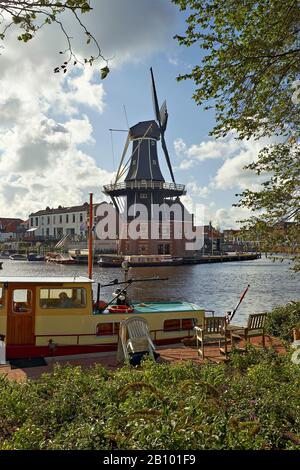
265,301,300,342
1,350,300,450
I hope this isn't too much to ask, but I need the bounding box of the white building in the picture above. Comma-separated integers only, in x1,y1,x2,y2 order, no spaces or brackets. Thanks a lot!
29,202,94,240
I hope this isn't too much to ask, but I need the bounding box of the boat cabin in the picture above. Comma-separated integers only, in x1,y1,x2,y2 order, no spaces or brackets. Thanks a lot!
0,276,205,359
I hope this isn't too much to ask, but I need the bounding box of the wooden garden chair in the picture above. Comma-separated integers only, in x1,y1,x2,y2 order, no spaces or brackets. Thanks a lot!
194,316,229,359
230,313,268,348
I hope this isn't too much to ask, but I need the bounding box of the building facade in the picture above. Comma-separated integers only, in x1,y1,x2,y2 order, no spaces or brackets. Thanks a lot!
28,203,93,240
0,218,25,242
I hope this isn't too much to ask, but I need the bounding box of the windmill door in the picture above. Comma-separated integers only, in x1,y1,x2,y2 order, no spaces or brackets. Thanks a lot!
6,285,35,345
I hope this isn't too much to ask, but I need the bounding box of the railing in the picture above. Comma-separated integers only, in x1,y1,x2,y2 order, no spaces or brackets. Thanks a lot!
35,326,196,345
103,181,186,192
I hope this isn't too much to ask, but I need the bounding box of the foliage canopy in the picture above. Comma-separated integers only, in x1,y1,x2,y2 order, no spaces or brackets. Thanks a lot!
0,1,109,76
173,0,300,267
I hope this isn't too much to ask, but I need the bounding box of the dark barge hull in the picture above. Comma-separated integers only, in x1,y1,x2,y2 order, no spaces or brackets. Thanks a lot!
97,253,261,267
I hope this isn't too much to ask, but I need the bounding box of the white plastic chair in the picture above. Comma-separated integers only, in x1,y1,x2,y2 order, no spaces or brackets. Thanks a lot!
117,316,156,363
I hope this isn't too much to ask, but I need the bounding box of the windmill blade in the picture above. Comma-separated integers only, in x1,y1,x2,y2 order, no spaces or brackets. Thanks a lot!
161,133,175,183
160,100,168,132
150,67,175,183
150,67,161,125
115,132,130,184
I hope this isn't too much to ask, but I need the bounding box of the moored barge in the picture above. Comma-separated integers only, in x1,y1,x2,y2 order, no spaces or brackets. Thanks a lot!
0,276,204,359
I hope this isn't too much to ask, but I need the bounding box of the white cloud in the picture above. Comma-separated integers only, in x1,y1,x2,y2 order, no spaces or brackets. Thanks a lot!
174,137,187,156
212,206,252,229
0,0,177,219
186,181,210,198
213,136,273,191
175,134,274,190
0,115,114,218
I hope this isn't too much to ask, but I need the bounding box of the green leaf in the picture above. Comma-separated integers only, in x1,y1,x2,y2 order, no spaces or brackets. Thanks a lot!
100,66,110,79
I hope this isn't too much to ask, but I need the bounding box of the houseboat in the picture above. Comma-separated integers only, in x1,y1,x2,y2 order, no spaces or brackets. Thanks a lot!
0,276,205,359
97,254,183,267
27,253,45,262
46,253,78,265
9,253,27,261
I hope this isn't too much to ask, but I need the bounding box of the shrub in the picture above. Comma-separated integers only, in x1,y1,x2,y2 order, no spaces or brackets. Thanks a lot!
265,301,300,342
1,351,300,450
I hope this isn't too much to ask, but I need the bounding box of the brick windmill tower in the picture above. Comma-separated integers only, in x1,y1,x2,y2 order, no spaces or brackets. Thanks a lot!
103,69,194,257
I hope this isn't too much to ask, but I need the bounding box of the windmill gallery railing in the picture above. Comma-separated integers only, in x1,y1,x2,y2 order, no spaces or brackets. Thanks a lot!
103,181,186,193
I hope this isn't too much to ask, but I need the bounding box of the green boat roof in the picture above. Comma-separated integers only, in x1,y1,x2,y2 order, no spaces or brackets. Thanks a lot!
131,301,202,314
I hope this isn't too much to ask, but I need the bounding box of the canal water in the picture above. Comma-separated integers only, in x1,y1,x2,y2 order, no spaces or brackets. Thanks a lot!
1,256,299,323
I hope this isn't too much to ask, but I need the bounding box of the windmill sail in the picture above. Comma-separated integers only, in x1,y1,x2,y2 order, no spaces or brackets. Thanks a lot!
150,67,175,184
151,67,161,123
160,100,168,132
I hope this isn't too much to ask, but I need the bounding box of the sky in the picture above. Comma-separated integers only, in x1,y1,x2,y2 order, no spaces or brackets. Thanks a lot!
0,0,270,229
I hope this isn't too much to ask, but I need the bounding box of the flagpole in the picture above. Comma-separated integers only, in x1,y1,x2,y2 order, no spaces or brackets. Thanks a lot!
88,193,93,279
229,284,250,323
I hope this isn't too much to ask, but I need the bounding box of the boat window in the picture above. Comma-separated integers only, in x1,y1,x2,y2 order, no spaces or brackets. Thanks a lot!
0,287,3,309
96,322,120,336
164,318,196,331
12,289,32,313
164,319,180,331
182,318,195,330
39,288,87,309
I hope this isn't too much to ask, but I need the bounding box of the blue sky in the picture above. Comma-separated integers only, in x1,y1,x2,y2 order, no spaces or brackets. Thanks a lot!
0,0,268,228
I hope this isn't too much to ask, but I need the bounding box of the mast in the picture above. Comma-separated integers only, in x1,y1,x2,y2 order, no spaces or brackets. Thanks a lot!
88,192,93,279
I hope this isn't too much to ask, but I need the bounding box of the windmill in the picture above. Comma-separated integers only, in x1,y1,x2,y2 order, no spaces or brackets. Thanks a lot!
103,68,186,218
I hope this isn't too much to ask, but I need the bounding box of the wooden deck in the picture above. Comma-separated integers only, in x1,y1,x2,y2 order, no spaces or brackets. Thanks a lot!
0,336,286,382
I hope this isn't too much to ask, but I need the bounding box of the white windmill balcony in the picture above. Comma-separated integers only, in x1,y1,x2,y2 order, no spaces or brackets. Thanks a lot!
103,180,186,194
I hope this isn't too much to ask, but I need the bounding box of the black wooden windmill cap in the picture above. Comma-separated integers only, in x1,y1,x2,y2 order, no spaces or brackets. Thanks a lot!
129,120,160,140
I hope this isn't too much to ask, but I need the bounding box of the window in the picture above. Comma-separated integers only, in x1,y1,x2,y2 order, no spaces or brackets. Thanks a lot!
66,214,69,223
59,215,62,223
39,288,87,309
53,216,56,224
132,160,136,166
0,287,4,309
72,214,75,223
41,217,44,225
96,322,120,336
80,213,83,222
47,216,50,225
46,228,49,236
140,193,148,199
164,319,180,331
35,217,38,226
163,318,196,331
13,289,32,313
152,160,157,165
30,218,34,227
